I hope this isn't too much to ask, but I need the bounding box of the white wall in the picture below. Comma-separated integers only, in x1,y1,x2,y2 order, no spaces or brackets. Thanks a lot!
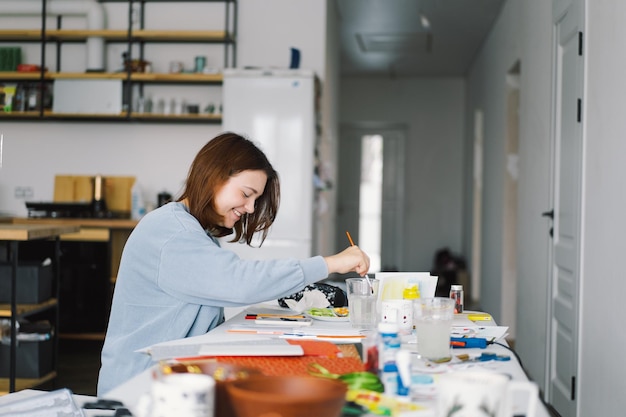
467,0,554,387
340,77,465,271
237,0,326,77
0,1,331,222
0,123,214,216
465,0,523,330
579,1,626,414
468,0,626,413
317,0,341,256
465,0,554,394
515,0,554,394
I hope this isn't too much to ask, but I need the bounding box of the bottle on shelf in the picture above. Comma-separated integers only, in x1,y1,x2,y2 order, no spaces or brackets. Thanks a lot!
91,174,108,215
131,181,146,220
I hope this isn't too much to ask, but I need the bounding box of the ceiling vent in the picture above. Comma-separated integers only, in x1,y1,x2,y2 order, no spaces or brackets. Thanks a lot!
357,32,432,53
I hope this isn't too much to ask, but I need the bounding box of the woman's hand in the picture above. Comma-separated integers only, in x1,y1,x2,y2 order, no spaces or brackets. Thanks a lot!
324,245,370,276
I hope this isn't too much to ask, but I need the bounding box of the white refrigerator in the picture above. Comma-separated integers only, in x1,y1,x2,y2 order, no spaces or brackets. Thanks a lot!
220,68,317,263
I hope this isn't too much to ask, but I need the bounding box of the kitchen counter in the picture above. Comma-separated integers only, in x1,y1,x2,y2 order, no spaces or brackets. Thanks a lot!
0,223,81,240
6,218,138,339
10,217,138,230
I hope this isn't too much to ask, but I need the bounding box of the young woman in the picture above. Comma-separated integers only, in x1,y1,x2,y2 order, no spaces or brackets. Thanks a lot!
97,132,370,395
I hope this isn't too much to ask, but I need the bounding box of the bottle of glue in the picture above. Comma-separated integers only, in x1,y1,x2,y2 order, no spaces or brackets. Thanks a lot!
403,284,420,331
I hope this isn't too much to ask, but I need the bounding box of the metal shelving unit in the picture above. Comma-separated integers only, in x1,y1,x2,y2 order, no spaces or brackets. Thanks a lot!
0,0,237,123
0,224,79,394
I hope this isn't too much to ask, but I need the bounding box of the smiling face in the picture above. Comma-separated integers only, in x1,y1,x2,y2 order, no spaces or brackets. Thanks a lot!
214,170,268,228
180,133,280,241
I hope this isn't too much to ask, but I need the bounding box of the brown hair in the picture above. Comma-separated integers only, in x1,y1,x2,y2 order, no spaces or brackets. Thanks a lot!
178,132,280,245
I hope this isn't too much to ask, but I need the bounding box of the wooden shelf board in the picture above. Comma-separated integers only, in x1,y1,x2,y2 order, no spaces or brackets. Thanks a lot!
0,299,58,318
1,29,230,42
132,29,228,41
50,72,127,80
47,72,223,82
130,72,223,82
0,72,50,81
0,371,57,395
46,112,127,119
0,29,42,40
45,29,129,40
131,113,222,120
0,111,43,118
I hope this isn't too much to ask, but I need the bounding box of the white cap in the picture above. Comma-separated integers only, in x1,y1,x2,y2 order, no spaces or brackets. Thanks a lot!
378,322,399,334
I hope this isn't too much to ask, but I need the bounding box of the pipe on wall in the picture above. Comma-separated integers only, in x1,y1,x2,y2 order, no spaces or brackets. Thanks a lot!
0,0,106,71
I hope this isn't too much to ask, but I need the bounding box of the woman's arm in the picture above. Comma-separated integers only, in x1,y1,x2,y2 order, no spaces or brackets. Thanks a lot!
324,245,370,276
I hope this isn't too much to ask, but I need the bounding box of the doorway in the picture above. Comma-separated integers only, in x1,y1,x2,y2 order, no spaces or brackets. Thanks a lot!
502,64,520,340
337,124,406,273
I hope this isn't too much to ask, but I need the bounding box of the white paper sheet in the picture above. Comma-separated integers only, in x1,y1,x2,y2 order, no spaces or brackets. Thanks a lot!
197,340,303,357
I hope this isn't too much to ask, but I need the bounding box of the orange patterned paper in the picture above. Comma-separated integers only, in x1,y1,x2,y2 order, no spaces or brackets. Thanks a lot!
213,356,365,377
285,340,342,357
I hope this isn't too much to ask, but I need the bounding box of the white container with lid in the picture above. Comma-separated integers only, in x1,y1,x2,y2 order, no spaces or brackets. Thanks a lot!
450,284,464,313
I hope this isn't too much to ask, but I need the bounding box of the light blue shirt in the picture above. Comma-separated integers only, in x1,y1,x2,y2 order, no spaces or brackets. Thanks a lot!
97,202,327,396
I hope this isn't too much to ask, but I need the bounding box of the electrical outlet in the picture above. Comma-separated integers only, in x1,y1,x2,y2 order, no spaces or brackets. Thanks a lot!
14,186,33,199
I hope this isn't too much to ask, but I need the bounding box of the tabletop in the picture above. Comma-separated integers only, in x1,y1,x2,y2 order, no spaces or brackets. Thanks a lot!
0,303,553,417
105,304,552,417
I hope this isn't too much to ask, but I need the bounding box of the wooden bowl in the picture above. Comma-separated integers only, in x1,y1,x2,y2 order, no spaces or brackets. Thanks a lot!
225,375,347,417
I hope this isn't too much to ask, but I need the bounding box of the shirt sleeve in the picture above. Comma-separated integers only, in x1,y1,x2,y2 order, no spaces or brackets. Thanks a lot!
157,227,328,306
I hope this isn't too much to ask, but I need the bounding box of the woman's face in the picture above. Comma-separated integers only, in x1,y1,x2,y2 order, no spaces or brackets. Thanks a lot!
214,170,268,228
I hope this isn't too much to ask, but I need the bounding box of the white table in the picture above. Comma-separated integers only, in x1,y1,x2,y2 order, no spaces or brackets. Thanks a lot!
106,305,551,417
0,304,552,417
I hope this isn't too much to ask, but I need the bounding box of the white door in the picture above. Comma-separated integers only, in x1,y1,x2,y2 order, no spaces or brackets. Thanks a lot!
337,125,405,272
548,0,584,415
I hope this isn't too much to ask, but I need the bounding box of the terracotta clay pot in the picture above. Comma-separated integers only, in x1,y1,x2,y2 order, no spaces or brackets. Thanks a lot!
225,375,347,417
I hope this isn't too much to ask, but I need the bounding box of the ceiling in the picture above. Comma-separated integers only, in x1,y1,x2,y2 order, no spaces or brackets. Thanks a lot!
336,0,505,77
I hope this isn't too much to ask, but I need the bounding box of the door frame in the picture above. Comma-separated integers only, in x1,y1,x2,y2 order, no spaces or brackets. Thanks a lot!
502,67,520,340
338,122,406,272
